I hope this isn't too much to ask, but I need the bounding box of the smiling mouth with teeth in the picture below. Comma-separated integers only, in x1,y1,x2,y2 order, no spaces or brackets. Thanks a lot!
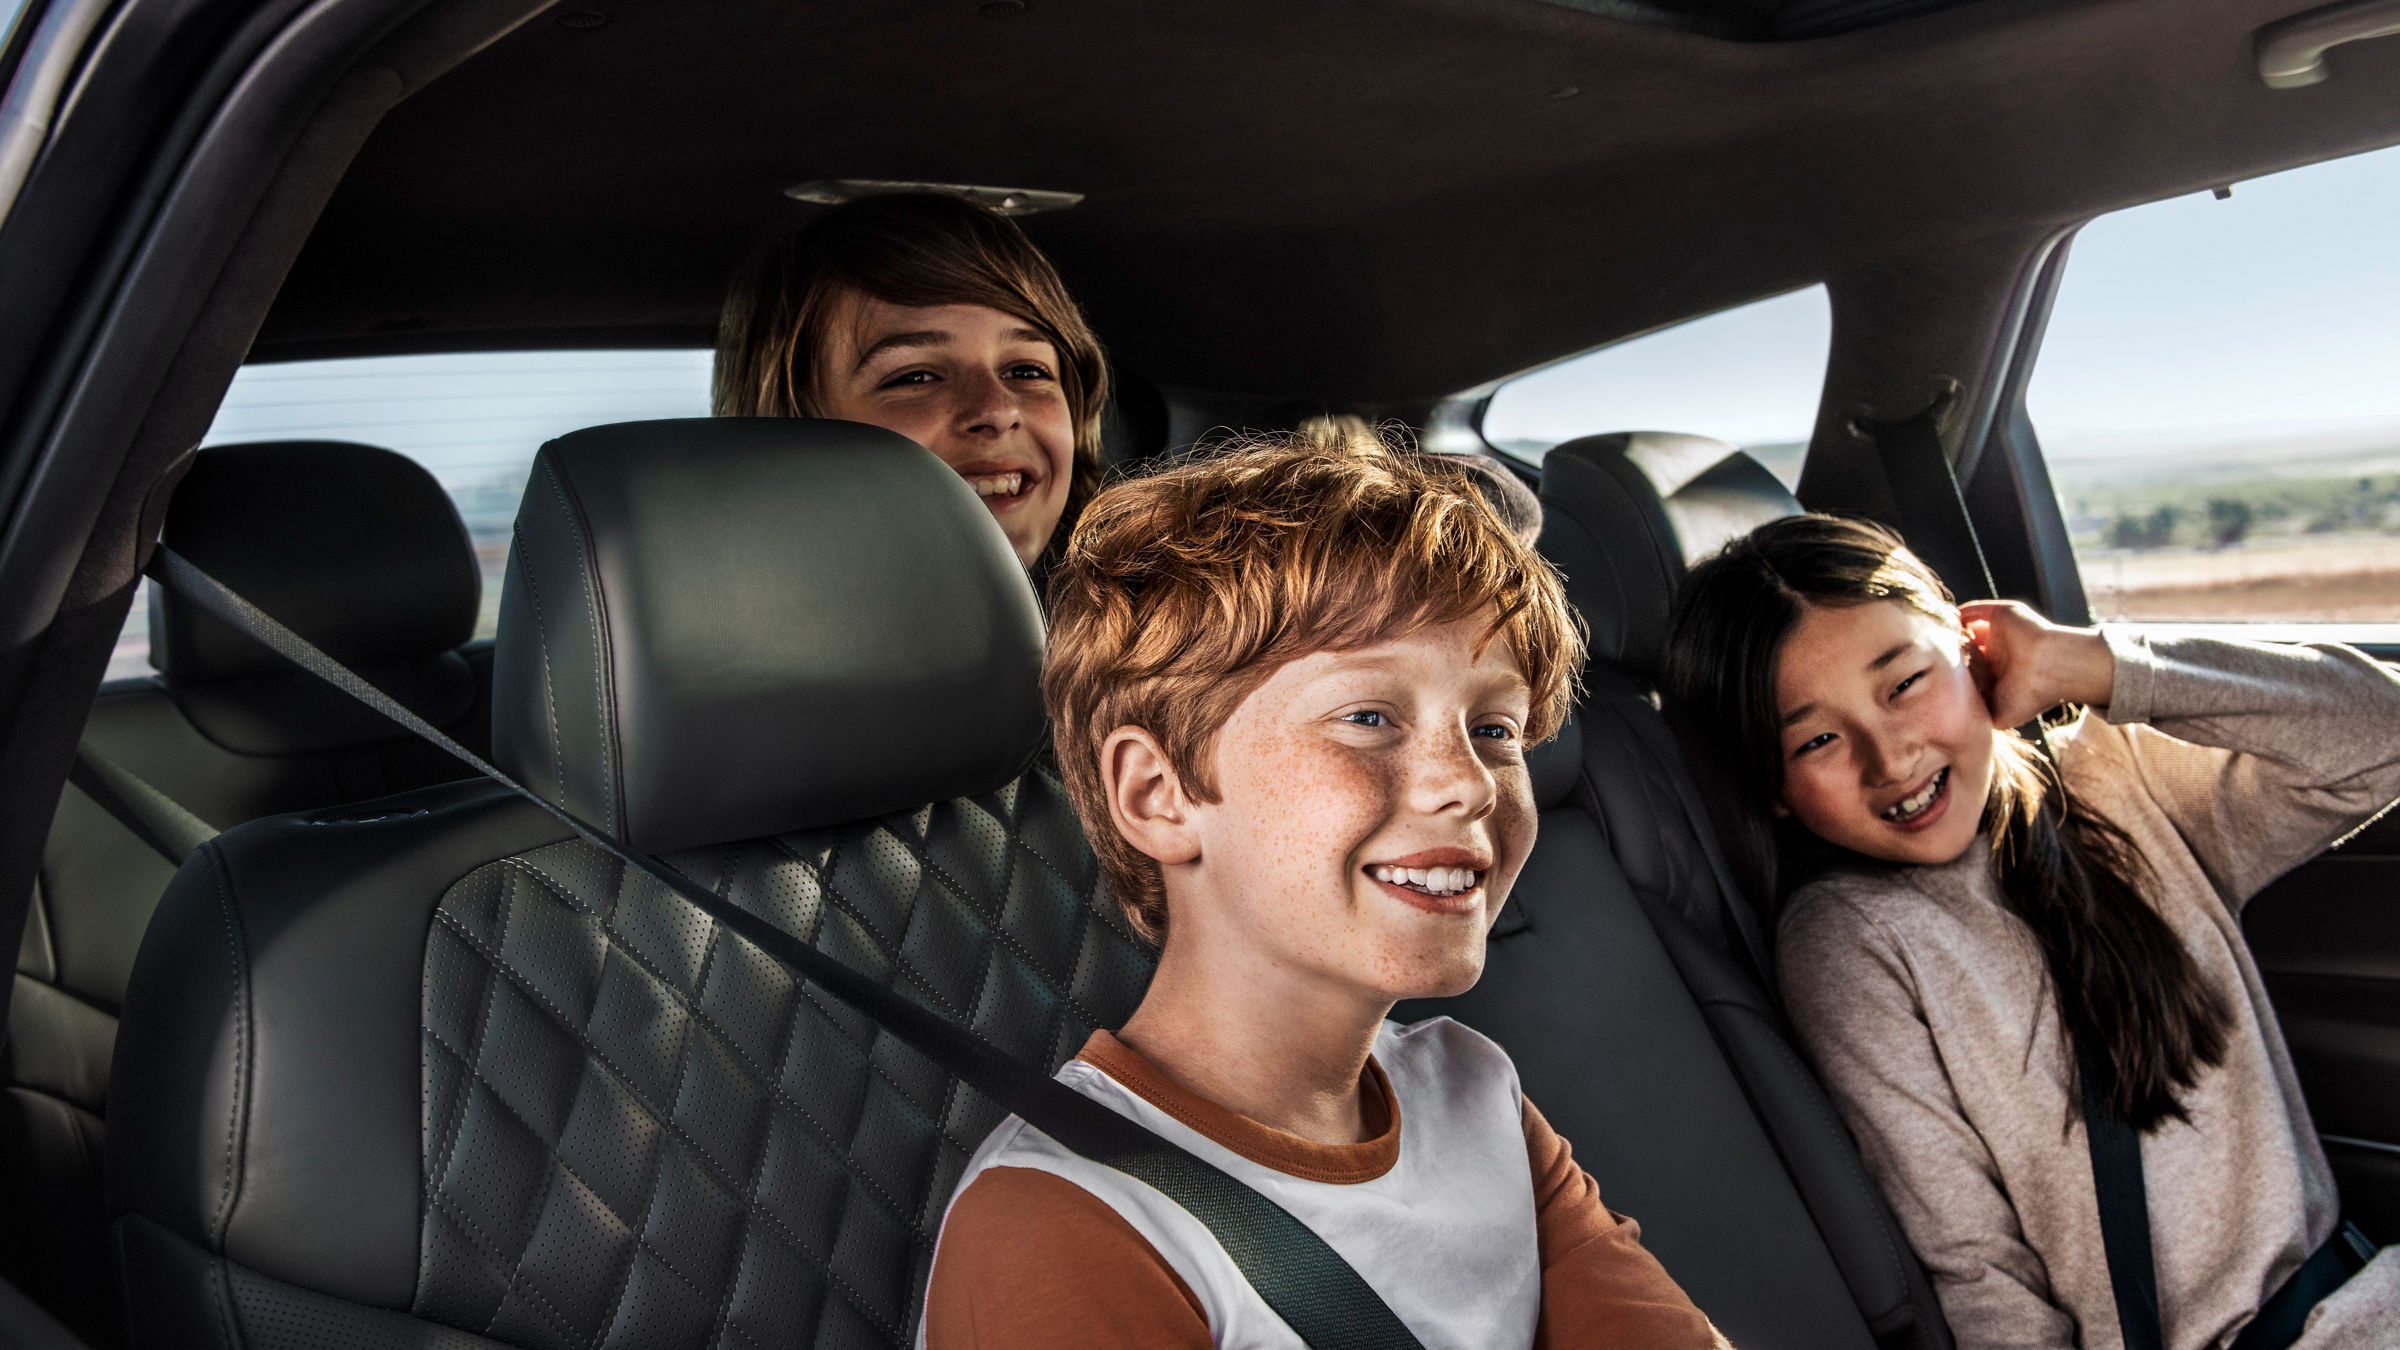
1882,767,1949,822
963,471,1028,501
1368,864,1484,898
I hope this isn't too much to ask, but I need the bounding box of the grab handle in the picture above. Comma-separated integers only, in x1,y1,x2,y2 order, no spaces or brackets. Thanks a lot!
2257,0,2400,88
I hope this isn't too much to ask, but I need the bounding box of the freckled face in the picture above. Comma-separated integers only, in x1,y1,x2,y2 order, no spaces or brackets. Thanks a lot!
1774,599,1996,866
814,295,1077,567
1181,619,1539,1003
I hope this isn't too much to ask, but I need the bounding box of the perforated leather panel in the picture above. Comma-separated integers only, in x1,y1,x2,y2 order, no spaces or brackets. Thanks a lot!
415,764,1153,1349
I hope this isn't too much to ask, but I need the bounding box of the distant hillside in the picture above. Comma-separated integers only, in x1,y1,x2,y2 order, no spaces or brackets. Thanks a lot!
2045,422,2400,486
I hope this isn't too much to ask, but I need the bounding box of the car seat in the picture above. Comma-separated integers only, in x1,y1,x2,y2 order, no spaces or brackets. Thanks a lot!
106,419,1155,1348
12,440,494,1344
1418,431,1952,1350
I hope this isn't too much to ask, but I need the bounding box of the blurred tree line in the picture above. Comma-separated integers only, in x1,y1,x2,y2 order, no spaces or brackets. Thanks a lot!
2081,474,2400,551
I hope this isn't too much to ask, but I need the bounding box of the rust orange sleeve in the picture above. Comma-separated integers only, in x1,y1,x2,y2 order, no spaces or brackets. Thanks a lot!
922,1165,1212,1350
1526,1097,1733,1350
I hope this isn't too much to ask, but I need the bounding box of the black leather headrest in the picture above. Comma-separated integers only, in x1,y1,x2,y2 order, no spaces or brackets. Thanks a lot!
152,441,480,681
493,418,1047,853
1536,432,1801,678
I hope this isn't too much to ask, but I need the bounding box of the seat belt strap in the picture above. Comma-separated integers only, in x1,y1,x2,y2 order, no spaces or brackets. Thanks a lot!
2080,1043,2165,1350
1862,406,1998,603
1876,409,2136,1350
141,545,1425,1350
67,737,217,865
1871,410,2160,1347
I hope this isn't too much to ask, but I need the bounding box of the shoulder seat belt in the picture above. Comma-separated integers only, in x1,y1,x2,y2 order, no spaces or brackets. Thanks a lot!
1865,408,2164,1350
67,736,218,866
142,546,1424,1350
1860,404,1998,604
2077,1043,2164,1350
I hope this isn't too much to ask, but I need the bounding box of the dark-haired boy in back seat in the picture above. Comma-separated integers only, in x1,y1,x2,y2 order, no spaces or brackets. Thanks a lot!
918,429,1731,1348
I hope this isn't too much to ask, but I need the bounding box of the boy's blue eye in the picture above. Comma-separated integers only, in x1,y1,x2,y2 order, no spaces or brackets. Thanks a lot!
881,369,935,388
1005,363,1053,381
1472,722,1515,741
1342,710,1388,727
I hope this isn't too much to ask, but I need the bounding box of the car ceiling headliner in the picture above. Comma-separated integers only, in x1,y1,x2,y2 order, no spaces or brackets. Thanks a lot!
257,0,2400,403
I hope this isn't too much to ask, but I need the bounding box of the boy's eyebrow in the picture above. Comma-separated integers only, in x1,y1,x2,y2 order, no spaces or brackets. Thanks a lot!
1780,702,1815,729
852,330,950,370
852,326,1056,372
1306,649,1532,702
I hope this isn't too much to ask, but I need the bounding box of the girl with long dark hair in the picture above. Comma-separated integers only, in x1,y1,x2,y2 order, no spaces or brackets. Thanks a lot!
1662,514,2400,1350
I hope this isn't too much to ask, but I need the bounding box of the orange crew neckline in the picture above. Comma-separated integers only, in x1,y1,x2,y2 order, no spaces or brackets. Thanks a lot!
1073,1029,1403,1185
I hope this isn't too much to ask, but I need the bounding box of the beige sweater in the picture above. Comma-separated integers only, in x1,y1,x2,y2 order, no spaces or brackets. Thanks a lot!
1779,631,2400,1350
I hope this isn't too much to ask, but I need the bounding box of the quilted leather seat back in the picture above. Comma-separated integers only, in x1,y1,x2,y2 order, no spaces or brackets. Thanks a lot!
108,420,1148,1349
417,762,1154,1349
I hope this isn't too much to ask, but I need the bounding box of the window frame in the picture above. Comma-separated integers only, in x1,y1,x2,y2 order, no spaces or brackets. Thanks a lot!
1992,193,2400,659
1468,283,1833,485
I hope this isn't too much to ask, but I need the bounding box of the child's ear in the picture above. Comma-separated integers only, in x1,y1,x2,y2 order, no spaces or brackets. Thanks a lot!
1101,726,1202,868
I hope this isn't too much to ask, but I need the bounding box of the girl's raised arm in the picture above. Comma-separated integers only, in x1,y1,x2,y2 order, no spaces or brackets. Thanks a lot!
2066,630,2400,906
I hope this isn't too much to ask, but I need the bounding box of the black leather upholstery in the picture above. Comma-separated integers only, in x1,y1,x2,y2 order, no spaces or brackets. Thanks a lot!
1502,432,1951,1350
110,419,1145,1348
110,765,1143,1350
1536,432,1800,677
151,442,484,756
109,783,562,1309
494,419,1047,853
13,441,495,1346
153,441,479,681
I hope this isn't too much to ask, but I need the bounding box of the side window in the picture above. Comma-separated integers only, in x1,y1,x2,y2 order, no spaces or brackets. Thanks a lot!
1479,285,1831,489
107,349,713,681
2029,145,2400,633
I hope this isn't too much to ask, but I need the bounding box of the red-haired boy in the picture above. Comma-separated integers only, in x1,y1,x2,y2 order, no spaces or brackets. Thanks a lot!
921,435,1730,1349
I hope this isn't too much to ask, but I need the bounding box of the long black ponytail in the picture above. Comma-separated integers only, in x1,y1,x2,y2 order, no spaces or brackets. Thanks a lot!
1662,514,2230,1130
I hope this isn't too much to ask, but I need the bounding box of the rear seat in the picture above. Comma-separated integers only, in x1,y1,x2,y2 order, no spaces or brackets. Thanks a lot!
1415,432,1951,1350
11,441,494,1343
98,420,1943,1349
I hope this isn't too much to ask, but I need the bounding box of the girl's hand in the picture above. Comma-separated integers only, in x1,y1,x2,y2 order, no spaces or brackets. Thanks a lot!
1959,600,2116,728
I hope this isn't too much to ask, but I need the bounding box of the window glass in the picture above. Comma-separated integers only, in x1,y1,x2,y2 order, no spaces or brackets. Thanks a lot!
2029,144,2400,634
106,349,713,681
1479,285,1831,489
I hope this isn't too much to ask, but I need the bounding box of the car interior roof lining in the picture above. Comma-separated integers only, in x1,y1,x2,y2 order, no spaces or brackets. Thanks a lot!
254,0,2400,403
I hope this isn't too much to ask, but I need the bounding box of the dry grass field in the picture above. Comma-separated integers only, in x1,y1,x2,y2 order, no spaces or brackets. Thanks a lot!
2080,534,2400,622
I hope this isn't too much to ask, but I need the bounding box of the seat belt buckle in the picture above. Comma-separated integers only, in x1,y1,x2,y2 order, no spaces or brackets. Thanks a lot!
2340,1220,2377,1270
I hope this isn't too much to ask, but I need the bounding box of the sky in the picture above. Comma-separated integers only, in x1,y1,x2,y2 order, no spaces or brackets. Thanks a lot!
2030,142,2400,472
1479,286,1832,452
202,349,716,494
1479,137,2400,480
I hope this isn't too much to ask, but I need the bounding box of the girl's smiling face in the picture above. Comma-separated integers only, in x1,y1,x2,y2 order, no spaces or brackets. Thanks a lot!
815,295,1076,567
1773,598,1996,866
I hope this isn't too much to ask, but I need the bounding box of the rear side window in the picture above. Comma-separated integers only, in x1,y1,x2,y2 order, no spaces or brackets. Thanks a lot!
2029,144,2400,635
1479,285,1831,489
107,349,713,680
